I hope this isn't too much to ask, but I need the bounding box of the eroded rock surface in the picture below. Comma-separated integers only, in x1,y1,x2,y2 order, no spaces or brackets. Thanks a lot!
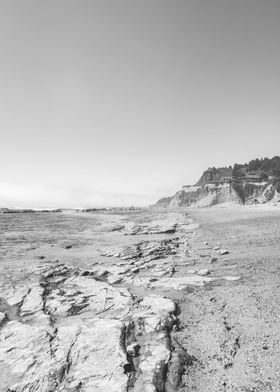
0,262,178,392
1,207,269,392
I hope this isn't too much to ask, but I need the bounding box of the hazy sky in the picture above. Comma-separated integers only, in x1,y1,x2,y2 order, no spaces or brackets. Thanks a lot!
1,1,280,207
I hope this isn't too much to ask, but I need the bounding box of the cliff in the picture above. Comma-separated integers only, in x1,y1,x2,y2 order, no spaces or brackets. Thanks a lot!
158,181,280,208
196,167,232,186
156,157,280,207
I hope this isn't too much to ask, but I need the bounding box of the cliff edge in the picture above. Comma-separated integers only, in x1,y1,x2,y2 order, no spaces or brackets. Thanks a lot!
157,157,280,207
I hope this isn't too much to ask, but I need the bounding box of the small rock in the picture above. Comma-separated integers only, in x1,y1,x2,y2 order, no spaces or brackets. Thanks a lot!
148,277,158,282
132,267,139,274
197,269,210,276
187,269,197,274
111,224,125,232
218,249,229,255
214,246,220,251
65,245,73,249
210,257,218,264
80,270,95,277
0,312,6,324
204,242,209,246
169,266,176,274
95,269,109,278
126,342,140,357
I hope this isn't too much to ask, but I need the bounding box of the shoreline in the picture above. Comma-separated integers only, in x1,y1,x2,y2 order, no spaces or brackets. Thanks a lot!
0,206,280,391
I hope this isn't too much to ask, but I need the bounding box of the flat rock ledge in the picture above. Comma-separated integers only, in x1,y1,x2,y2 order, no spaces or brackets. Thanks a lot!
0,262,180,392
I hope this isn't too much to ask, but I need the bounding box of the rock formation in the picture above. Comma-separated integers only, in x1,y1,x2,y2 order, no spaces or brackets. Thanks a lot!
0,262,179,392
0,211,241,391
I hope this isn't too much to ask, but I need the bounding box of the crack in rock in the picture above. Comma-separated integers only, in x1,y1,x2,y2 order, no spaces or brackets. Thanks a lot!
0,263,182,392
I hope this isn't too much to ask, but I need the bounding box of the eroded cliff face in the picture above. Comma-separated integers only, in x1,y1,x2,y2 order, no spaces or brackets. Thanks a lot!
158,182,280,208
156,157,280,207
196,167,232,186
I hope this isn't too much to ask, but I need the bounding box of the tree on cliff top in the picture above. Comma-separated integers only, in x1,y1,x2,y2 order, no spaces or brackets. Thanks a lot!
232,164,245,179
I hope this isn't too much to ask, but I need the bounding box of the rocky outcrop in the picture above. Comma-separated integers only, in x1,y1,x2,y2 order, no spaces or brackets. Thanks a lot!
0,210,242,392
0,206,250,392
0,262,179,392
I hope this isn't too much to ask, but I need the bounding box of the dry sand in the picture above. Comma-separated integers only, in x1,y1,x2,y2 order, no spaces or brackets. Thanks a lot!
178,205,280,391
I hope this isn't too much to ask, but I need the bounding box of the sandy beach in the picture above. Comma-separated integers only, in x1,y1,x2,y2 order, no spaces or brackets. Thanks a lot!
0,205,279,391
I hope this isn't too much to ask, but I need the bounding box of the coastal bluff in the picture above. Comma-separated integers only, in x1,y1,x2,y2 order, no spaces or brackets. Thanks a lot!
156,156,280,207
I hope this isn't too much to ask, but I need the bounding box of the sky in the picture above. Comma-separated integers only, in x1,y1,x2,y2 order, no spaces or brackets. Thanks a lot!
1,0,280,208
